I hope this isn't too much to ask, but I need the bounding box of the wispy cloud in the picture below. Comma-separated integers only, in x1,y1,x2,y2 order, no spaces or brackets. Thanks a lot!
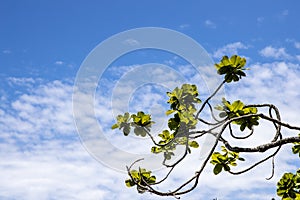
213,42,248,58
179,24,190,29
54,60,64,65
0,78,148,200
204,20,216,29
259,46,292,59
294,42,300,49
2,55,300,199
123,38,140,46
285,38,300,50
277,9,289,21
281,9,289,16
7,77,35,86
257,17,264,24
2,49,11,54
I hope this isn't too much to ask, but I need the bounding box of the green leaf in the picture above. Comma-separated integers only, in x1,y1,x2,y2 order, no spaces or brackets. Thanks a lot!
240,123,246,131
164,152,174,160
213,164,223,175
112,112,132,135
214,105,224,111
292,144,300,156
151,146,162,153
125,179,135,187
230,100,244,112
223,164,231,171
168,115,180,130
238,157,245,161
130,170,139,179
166,109,176,115
219,112,227,118
148,176,156,184
134,127,147,137
111,124,119,129
131,111,153,127
188,141,199,148
122,123,131,136
236,70,246,77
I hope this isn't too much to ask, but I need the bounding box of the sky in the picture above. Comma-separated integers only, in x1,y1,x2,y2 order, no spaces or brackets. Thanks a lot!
1,1,300,199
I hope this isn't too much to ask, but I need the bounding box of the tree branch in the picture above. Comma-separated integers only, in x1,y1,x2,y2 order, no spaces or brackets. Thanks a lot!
223,136,300,153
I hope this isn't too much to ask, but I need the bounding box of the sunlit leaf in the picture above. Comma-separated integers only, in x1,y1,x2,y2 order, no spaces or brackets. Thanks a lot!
188,141,199,148
125,179,135,187
215,55,248,83
111,124,119,129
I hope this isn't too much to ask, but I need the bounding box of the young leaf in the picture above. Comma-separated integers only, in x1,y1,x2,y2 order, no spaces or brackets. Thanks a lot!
166,109,176,115
125,179,135,187
111,124,119,129
213,164,223,175
188,141,199,148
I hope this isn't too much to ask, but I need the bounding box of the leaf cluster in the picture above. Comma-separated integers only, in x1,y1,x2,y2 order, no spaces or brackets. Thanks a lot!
125,168,156,193
151,130,199,160
166,83,201,114
215,55,247,83
277,169,300,199
210,146,245,175
292,135,300,157
215,98,259,131
150,84,201,160
111,55,300,199
166,84,200,133
111,111,154,136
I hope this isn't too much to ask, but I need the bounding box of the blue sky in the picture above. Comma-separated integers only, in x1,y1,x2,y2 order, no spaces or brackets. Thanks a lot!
1,1,300,200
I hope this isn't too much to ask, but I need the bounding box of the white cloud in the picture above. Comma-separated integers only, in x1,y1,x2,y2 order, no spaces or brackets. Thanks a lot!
204,19,216,29
0,78,155,200
213,42,248,58
7,77,36,87
179,24,190,29
285,38,300,49
55,60,64,65
281,9,289,16
123,38,140,46
2,49,11,54
259,46,291,59
2,56,300,200
295,42,300,49
257,17,264,23
219,59,300,193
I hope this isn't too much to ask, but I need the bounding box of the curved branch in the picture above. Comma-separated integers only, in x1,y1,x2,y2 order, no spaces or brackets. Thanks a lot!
195,80,226,119
222,136,300,153
228,123,255,139
228,144,281,175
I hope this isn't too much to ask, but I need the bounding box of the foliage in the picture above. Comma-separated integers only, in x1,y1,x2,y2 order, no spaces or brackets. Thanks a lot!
125,168,156,194
214,55,247,83
111,111,154,137
277,170,300,199
276,138,300,199
166,83,200,131
210,146,245,175
151,129,199,160
111,55,300,199
292,134,300,157
215,98,259,131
